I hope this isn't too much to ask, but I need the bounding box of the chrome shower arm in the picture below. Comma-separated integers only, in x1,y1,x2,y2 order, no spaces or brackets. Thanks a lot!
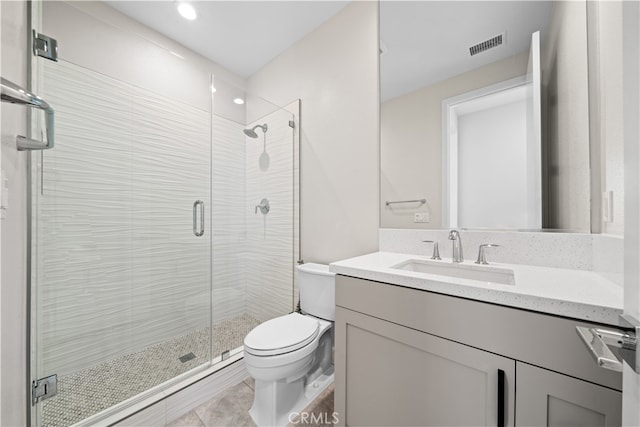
1,77,55,150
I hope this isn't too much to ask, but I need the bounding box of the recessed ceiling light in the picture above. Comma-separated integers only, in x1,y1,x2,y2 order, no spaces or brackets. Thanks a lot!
233,98,245,105
177,2,197,20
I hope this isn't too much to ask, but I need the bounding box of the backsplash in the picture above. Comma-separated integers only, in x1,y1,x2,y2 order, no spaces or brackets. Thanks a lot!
592,234,624,286
379,229,623,286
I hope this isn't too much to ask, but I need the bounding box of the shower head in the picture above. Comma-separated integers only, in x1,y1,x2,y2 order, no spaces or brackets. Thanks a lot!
243,124,268,139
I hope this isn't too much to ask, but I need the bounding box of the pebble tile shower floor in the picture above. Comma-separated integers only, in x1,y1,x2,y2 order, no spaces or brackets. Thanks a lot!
42,314,260,427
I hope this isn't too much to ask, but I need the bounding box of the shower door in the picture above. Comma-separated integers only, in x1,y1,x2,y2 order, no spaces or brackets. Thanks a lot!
30,3,213,426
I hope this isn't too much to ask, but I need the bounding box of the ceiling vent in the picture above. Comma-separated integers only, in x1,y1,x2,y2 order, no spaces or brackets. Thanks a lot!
469,33,504,56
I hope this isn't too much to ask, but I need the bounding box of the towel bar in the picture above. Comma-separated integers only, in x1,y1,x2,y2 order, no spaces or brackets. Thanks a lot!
385,198,427,206
1,77,54,150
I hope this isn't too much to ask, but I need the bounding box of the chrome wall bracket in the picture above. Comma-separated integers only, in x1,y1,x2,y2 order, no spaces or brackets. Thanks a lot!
619,314,640,373
33,30,58,62
32,374,58,405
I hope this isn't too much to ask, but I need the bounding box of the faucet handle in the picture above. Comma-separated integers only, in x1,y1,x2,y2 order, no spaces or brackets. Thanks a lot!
422,240,442,260
475,244,500,265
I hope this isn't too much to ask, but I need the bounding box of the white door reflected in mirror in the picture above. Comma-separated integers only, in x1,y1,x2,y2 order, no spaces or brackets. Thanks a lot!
443,32,541,229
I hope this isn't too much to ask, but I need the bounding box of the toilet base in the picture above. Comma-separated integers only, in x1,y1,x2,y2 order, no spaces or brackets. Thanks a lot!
249,368,334,427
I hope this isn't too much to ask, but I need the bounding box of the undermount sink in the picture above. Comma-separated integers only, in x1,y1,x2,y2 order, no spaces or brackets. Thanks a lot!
391,259,515,286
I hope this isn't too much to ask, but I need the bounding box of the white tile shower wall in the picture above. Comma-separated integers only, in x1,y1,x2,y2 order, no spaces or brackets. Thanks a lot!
245,109,295,323
39,60,212,376
379,229,594,270
212,115,247,323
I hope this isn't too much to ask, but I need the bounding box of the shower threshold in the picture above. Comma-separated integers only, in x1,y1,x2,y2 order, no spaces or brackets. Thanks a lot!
41,313,260,427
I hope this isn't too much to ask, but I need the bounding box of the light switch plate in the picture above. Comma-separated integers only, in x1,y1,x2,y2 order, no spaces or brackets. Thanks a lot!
0,173,7,220
414,212,429,223
602,190,613,223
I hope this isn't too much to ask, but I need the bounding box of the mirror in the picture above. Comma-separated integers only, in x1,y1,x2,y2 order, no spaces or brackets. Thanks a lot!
380,1,621,233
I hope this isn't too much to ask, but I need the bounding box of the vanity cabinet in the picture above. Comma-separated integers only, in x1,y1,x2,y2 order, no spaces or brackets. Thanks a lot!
337,307,515,426
515,363,621,426
334,275,622,427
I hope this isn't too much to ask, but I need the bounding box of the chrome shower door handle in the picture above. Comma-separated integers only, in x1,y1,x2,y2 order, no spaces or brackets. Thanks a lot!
193,200,204,237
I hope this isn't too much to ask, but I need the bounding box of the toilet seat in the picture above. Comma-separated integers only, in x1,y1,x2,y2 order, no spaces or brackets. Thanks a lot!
244,313,319,356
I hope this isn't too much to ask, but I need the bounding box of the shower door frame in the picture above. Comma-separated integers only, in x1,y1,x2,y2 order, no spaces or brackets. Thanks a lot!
25,2,219,425
25,3,301,425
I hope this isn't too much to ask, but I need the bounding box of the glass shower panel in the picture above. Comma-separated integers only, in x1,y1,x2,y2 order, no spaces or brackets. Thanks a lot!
244,107,296,325
31,4,213,425
210,111,253,360
30,2,298,426
129,77,212,375
244,94,297,330
34,58,213,427
209,84,297,360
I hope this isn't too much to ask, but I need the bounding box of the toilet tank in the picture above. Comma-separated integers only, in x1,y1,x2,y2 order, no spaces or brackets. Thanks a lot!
297,263,335,321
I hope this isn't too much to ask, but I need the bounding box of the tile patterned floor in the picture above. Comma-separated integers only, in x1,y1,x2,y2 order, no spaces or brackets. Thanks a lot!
42,314,260,427
167,379,335,427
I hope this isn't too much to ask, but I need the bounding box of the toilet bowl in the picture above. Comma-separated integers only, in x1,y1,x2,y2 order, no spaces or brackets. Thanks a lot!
243,263,335,426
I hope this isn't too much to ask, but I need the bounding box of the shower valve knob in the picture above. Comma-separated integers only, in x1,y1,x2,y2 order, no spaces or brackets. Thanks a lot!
255,198,270,215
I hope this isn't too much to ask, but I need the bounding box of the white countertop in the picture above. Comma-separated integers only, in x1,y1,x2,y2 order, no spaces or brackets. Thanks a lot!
329,251,623,325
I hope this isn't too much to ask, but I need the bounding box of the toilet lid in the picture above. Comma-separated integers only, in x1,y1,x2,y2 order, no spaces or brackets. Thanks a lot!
244,313,319,356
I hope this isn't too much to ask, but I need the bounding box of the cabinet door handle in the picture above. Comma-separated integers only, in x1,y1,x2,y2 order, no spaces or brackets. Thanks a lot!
497,369,505,427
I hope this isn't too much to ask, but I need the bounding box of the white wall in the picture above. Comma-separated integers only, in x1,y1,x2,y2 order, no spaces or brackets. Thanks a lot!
589,1,625,236
380,52,528,229
247,1,380,264
0,1,28,425
622,2,640,424
542,0,591,232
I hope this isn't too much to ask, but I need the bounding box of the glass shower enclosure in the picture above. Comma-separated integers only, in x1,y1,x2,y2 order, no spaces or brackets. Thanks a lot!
28,2,297,426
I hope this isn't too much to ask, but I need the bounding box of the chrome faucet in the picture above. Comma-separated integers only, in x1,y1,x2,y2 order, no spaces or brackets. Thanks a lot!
475,244,500,265
448,230,463,263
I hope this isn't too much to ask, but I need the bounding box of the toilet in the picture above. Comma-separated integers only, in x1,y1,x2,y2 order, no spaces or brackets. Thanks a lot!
243,263,336,426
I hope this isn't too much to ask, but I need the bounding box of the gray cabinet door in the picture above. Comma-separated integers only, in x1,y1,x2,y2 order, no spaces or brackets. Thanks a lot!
335,307,515,427
515,362,622,427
